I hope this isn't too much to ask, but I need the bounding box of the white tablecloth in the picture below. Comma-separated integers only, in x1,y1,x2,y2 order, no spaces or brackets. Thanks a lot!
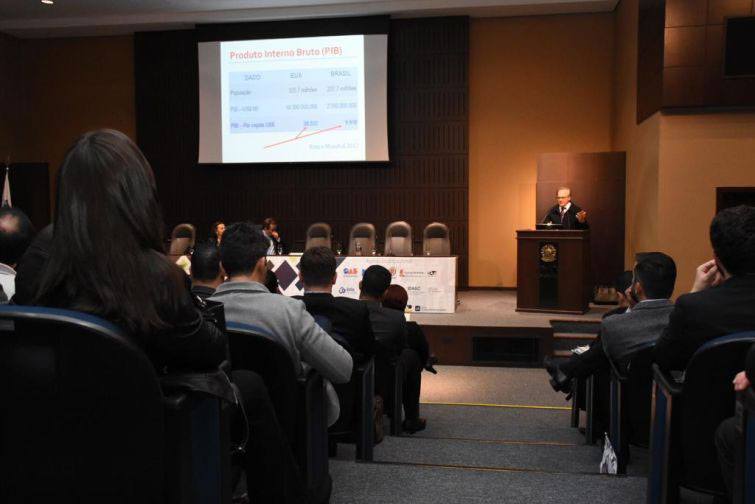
267,255,458,313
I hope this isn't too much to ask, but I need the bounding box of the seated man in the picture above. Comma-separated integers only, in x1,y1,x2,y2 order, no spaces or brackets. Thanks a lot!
190,242,224,301
602,252,676,371
545,269,634,392
295,246,375,362
0,207,35,302
654,205,755,371
359,265,426,433
548,252,675,387
209,222,353,426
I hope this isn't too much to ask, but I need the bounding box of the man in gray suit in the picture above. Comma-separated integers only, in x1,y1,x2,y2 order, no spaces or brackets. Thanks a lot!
209,222,352,426
602,252,677,370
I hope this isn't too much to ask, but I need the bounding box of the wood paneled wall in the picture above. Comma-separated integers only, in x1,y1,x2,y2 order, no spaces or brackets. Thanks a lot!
135,16,469,286
638,0,755,121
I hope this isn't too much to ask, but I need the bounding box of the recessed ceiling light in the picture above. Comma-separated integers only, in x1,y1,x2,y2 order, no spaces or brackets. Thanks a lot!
41,0,54,4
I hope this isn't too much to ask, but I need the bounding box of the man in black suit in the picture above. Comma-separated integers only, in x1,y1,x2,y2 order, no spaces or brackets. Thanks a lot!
296,246,375,362
360,265,426,433
654,205,755,372
542,187,589,230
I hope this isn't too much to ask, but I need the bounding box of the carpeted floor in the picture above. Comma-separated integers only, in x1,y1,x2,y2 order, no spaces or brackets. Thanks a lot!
329,366,660,503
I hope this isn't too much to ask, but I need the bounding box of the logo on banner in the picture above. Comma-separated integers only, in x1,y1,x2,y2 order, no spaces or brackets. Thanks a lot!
389,267,397,277
399,269,424,278
338,286,357,295
415,306,421,312
407,286,421,292
342,267,359,276
427,270,437,276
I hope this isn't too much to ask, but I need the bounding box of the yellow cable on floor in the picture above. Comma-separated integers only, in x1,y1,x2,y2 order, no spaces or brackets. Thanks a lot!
420,401,570,411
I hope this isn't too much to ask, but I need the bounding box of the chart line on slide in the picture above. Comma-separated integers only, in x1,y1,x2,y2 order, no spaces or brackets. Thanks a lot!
263,124,343,149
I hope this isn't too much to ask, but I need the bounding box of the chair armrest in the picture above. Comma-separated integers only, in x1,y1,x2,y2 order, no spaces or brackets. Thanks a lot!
653,363,683,397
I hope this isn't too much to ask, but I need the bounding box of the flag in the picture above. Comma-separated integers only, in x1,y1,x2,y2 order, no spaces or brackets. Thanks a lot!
1,166,10,208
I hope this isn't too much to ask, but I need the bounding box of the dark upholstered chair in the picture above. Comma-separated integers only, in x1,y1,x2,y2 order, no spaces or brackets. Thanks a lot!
422,222,451,256
608,342,655,475
0,305,231,504
648,332,755,504
226,322,331,503
348,223,376,256
329,358,376,461
305,222,332,251
384,221,413,257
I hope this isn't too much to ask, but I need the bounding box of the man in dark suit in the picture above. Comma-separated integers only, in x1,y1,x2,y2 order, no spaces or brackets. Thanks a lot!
654,205,755,372
360,265,426,433
542,187,589,230
296,246,375,362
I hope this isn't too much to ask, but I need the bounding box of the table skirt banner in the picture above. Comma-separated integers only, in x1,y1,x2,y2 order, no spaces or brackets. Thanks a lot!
267,255,458,314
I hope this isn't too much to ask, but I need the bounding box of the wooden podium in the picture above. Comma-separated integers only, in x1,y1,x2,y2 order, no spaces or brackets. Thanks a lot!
516,229,591,314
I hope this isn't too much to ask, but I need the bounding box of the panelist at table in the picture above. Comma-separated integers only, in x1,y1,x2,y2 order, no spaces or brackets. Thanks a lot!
542,187,589,230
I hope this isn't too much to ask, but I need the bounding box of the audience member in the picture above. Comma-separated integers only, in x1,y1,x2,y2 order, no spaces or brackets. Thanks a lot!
190,242,224,301
382,284,437,374
545,269,635,392
360,266,426,433
601,252,676,370
12,224,52,305
209,220,225,245
654,205,755,371
0,206,35,302
716,342,755,499
24,129,305,504
296,246,375,361
210,222,353,426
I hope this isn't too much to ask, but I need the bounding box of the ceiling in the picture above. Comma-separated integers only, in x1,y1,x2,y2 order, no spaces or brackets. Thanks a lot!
0,0,619,38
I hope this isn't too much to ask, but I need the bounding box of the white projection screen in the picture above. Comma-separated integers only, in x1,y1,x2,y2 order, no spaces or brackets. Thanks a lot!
198,34,389,164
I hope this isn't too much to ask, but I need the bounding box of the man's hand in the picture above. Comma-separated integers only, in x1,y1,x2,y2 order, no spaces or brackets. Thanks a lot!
624,286,637,308
691,259,723,293
271,230,280,240
734,371,750,392
576,210,587,223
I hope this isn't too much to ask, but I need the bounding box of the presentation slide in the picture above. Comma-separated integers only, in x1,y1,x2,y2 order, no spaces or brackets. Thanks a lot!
198,34,389,164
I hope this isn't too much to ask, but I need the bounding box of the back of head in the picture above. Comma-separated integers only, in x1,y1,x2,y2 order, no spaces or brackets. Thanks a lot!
35,129,179,334
634,252,677,299
382,284,408,311
0,206,36,266
300,246,336,288
361,265,392,298
219,221,269,277
710,205,755,276
191,242,221,282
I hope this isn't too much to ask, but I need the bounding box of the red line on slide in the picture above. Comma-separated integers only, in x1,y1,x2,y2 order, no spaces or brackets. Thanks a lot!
295,126,307,138
264,124,343,149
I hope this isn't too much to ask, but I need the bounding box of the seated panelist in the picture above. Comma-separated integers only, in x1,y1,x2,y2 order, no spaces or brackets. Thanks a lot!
542,187,589,230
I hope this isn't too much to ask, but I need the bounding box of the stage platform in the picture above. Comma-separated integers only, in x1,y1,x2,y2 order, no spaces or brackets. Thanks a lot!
412,290,613,367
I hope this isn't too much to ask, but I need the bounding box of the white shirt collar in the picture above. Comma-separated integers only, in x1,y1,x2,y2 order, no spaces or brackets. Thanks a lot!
560,202,572,212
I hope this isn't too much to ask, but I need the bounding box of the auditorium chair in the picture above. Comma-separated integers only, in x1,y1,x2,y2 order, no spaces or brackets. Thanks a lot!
733,387,755,504
168,223,196,258
384,221,413,256
608,342,655,475
0,305,232,504
571,373,600,445
422,222,451,256
305,222,333,251
647,332,755,504
225,322,331,503
348,222,376,256
329,357,376,461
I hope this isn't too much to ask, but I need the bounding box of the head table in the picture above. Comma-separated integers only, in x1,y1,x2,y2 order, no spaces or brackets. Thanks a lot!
267,255,458,314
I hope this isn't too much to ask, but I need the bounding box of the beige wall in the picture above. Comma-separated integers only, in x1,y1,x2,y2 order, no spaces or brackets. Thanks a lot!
658,114,755,294
468,14,615,287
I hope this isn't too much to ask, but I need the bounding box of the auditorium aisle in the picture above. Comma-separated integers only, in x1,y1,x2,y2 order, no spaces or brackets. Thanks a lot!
330,366,647,504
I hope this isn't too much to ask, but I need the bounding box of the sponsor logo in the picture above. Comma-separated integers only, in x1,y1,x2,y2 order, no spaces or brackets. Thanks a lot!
399,270,425,278
415,306,421,312
342,267,359,276
427,270,437,276
407,286,421,292
338,286,357,295
389,267,397,277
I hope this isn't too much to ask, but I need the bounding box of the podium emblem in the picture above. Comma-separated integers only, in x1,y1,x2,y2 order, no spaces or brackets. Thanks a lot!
540,243,557,263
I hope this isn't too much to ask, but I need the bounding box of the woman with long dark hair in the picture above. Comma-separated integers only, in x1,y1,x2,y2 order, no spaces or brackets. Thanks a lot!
27,130,305,503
